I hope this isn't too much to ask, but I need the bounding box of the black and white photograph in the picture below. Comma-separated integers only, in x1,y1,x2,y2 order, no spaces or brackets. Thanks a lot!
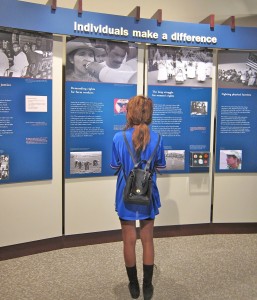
190,101,208,115
165,150,185,170
0,29,53,79
219,150,242,170
218,51,257,89
70,151,102,174
0,154,9,180
148,46,213,87
66,37,138,84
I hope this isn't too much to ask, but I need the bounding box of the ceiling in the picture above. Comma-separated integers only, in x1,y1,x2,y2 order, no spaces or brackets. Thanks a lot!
21,0,257,27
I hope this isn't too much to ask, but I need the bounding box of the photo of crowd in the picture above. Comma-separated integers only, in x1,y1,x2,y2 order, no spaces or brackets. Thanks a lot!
0,30,53,79
66,37,138,84
218,51,257,89
147,46,213,87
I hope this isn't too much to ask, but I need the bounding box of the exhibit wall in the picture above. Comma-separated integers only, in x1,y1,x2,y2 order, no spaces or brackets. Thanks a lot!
64,45,214,235
0,0,257,247
0,35,63,246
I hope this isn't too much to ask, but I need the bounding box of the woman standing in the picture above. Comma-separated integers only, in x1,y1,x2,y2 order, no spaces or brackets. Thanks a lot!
111,95,166,299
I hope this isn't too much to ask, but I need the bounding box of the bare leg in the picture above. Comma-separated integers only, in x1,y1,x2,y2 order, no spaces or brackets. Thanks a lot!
139,219,154,265
120,220,137,267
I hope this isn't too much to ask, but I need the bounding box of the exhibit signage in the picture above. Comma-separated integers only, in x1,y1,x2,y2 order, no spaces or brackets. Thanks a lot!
147,45,212,173
1,0,257,50
65,38,137,177
0,29,53,183
215,51,257,172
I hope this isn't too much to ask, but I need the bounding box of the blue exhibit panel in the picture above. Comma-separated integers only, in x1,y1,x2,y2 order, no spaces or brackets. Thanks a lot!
148,85,212,173
215,88,257,172
0,77,52,183
65,81,136,178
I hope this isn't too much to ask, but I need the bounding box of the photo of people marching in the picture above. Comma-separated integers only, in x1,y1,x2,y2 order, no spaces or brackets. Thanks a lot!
147,46,213,87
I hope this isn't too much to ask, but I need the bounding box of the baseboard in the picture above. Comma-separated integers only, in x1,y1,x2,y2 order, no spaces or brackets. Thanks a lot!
1,223,257,261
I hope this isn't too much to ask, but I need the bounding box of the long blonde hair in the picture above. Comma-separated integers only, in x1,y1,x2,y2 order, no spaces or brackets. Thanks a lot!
125,95,153,152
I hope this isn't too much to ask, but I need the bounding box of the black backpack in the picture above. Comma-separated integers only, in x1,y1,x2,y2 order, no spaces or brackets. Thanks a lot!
122,131,160,206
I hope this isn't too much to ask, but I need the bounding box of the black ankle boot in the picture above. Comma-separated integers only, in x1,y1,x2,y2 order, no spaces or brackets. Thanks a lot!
126,266,140,299
128,281,140,299
143,264,154,300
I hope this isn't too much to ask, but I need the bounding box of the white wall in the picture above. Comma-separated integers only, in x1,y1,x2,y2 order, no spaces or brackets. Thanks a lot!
213,174,257,223
156,174,213,226
65,173,213,235
65,177,119,234
0,35,63,247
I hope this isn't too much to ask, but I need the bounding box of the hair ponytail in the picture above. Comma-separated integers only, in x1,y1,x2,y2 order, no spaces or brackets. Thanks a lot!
125,95,153,152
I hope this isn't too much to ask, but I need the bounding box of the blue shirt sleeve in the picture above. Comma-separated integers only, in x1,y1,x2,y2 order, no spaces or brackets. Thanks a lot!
155,136,166,169
110,137,121,169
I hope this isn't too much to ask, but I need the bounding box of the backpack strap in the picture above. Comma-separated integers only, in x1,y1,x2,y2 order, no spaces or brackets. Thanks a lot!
145,134,160,172
122,130,137,165
123,131,160,172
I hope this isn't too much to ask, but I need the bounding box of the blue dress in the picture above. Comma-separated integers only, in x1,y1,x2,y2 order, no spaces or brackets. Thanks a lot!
110,128,166,220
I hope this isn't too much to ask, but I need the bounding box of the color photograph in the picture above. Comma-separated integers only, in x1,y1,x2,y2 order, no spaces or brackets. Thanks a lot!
219,150,242,170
